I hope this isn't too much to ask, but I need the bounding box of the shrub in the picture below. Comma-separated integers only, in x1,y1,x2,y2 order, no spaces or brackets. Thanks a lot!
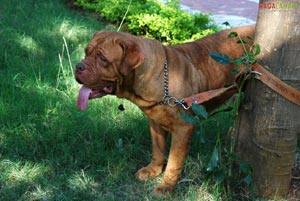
74,0,219,44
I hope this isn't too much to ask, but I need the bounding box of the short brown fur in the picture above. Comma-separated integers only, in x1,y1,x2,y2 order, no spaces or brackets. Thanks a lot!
75,25,255,196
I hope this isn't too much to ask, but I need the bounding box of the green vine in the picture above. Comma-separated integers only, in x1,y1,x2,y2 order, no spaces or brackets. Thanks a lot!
180,30,261,198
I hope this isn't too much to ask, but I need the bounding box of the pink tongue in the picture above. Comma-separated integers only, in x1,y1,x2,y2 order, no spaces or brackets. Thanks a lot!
77,86,92,111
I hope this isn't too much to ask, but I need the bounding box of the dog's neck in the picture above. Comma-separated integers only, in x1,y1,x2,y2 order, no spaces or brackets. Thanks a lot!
115,38,167,108
114,37,211,109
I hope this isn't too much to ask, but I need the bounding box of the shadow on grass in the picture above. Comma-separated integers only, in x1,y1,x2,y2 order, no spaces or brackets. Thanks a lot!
0,0,157,200
0,0,237,200
1,77,152,200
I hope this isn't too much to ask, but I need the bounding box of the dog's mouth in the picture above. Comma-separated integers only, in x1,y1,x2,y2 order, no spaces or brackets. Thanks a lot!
77,84,115,111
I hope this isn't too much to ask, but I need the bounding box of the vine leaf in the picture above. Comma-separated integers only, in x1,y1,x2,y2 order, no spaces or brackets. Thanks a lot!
215,169,226,185
207,147,219,171
222,21,230,26
179,111,199,124
191,104,208,119
209,52,231,65
247,35,254,40
237,39,247,44
228,31,238,38
254,43,261,56
243,174,252,185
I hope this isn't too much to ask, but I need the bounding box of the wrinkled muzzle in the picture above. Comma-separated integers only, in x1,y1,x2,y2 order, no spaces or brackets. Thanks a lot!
74,61,116,111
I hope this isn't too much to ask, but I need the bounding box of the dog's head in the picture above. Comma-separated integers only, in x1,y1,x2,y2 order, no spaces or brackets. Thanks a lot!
75,31,144,110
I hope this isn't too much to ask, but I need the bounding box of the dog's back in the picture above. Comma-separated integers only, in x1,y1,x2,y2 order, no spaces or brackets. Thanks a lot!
172,25,256,90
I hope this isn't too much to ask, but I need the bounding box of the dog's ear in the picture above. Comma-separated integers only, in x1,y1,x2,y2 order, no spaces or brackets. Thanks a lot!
119,39,144,76
93,30,107,37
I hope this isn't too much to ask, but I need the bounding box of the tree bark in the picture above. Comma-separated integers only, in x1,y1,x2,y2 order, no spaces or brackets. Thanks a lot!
236,0,300,198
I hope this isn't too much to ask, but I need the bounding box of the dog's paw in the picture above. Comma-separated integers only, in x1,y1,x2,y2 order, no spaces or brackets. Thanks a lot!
135,164,163,181
151,184,173,197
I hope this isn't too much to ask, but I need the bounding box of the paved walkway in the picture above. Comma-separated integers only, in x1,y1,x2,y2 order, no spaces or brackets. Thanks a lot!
180,0,259,26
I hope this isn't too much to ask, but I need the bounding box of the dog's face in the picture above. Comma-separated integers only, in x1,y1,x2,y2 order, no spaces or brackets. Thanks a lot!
75,31,144,110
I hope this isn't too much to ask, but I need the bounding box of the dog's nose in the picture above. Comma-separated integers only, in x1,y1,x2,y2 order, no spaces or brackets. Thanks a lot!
75,63,86,73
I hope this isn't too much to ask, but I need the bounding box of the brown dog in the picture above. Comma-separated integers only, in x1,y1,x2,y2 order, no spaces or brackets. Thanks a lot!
75,25,255,196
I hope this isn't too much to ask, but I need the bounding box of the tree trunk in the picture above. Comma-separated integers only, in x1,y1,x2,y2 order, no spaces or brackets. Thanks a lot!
236,0,300,198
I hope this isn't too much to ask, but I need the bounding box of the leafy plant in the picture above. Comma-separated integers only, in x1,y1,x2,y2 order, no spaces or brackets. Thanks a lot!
74,0,219,44
180,31,261,199
210,31,260,75
181,102,253,198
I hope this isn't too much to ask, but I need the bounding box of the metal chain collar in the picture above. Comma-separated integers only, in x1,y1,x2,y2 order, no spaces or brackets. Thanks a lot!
163,62,169,96
158,61,190,110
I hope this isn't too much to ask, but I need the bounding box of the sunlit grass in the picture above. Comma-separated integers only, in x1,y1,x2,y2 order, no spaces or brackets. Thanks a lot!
16,34,42,54
0,160,53,200
0,0,246,200
0,160,51,183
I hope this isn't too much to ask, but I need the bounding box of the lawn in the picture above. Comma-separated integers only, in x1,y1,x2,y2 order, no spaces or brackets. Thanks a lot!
0,0,244,200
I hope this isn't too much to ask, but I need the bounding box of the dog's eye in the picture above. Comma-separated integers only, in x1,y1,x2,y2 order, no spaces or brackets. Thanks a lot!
96,51,109,66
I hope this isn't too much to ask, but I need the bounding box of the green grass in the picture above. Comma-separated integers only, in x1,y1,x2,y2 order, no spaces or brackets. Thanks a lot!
0,0,249,200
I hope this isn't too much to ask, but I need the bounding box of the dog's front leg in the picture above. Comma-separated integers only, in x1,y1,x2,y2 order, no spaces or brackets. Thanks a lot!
153,123,194,196
136,119,167,181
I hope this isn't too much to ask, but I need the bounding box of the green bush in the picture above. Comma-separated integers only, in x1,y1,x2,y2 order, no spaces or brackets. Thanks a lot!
74,0,219,44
